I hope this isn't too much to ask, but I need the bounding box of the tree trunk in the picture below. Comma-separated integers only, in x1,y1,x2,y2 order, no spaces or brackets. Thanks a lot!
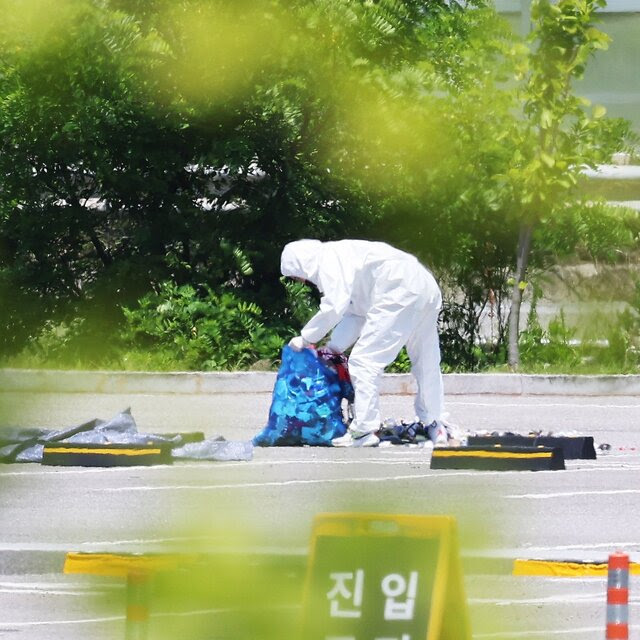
507,222,534,370
68,194,113,268
88,228,113,268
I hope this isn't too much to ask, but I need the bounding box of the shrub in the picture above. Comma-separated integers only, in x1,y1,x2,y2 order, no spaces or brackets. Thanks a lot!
120,281,286,370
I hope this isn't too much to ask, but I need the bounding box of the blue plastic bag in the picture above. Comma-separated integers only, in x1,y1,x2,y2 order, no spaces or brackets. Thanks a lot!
253,346,350,446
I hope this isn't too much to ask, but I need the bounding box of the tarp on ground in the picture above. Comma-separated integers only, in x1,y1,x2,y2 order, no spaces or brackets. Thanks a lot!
0,408,252,463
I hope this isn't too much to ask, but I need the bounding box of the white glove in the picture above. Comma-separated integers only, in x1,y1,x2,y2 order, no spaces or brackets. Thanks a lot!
289,335,310,351
325,342,342,354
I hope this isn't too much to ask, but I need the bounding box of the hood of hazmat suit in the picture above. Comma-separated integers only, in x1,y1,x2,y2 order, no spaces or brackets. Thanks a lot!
280,239,439,345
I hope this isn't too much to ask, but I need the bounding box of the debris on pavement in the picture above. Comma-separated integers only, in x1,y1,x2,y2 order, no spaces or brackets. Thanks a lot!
253,346,353,447
0,408,253,464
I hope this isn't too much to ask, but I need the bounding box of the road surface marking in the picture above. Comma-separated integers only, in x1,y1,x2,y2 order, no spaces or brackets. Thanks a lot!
0,457,434,477
0,451,638,478
450,400,640,409
507,488,640,499
0,615,123,627
100,474,437,491
0,586,107,596
474,629,604,638
0,604,297,628
96,464,640,491
470,593,640,605
523,541,640,552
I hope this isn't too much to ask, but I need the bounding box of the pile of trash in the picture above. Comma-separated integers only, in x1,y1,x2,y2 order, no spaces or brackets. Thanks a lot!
377,419,434,445
253,346,353,447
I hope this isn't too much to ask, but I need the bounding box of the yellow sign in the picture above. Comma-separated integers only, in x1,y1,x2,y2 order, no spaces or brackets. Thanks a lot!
301,513,471,640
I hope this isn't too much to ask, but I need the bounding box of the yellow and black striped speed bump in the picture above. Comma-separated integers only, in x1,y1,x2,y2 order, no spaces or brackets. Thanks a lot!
430,445,565,471
42,443,173,467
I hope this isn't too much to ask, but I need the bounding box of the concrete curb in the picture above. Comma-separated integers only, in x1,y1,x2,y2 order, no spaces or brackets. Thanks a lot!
2,368,640,396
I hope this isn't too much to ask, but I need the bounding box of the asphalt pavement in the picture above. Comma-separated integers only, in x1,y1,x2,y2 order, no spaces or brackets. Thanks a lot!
1,375,640,639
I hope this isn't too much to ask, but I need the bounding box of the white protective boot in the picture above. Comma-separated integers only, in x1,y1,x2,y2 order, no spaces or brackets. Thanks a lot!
332,430,380,448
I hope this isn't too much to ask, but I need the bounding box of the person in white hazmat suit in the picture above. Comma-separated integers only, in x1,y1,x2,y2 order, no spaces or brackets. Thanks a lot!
280,239,449,448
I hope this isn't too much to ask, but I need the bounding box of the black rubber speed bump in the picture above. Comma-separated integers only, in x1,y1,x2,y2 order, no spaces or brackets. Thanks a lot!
430,445,565,471
467,435,596,459
42,443,173,467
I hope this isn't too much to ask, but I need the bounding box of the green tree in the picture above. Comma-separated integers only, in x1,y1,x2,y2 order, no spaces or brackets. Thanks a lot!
0,0,492,364
0,0,197,352
0,0,635,371
504,0,615,369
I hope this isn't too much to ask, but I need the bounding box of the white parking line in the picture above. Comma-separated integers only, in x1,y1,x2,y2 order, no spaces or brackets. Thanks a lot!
507,488,640,499
474,629,604,638
0,587,106,596
4,464,633,493
0,604,297,628
0,539,308,554
470,594,640,605
0,615,123,627
0,457,431,477
449,401,640,409
0,465,180,477
101,474,436,491
152,604,297,618
0,455,637,484
521,541,640,552
93,463,640,492
0,579,121,597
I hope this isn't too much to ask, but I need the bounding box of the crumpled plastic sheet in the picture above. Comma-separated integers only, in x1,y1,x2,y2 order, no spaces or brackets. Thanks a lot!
0,408,253,463
172,437,253,461
253,346,351,447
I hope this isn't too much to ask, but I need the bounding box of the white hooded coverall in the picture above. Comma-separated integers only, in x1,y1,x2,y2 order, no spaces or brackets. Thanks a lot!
280,239,444,436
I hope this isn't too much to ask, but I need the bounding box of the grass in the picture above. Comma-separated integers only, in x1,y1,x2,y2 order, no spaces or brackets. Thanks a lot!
2,350,639,375
485,361,640,375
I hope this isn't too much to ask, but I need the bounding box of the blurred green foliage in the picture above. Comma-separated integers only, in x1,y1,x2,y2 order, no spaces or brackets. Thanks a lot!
517,276,640,373
150,554,304,639
0,0,637,371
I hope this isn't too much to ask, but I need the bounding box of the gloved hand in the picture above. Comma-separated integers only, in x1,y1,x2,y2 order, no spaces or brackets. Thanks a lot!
288,335,310,351
324,342,342,354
